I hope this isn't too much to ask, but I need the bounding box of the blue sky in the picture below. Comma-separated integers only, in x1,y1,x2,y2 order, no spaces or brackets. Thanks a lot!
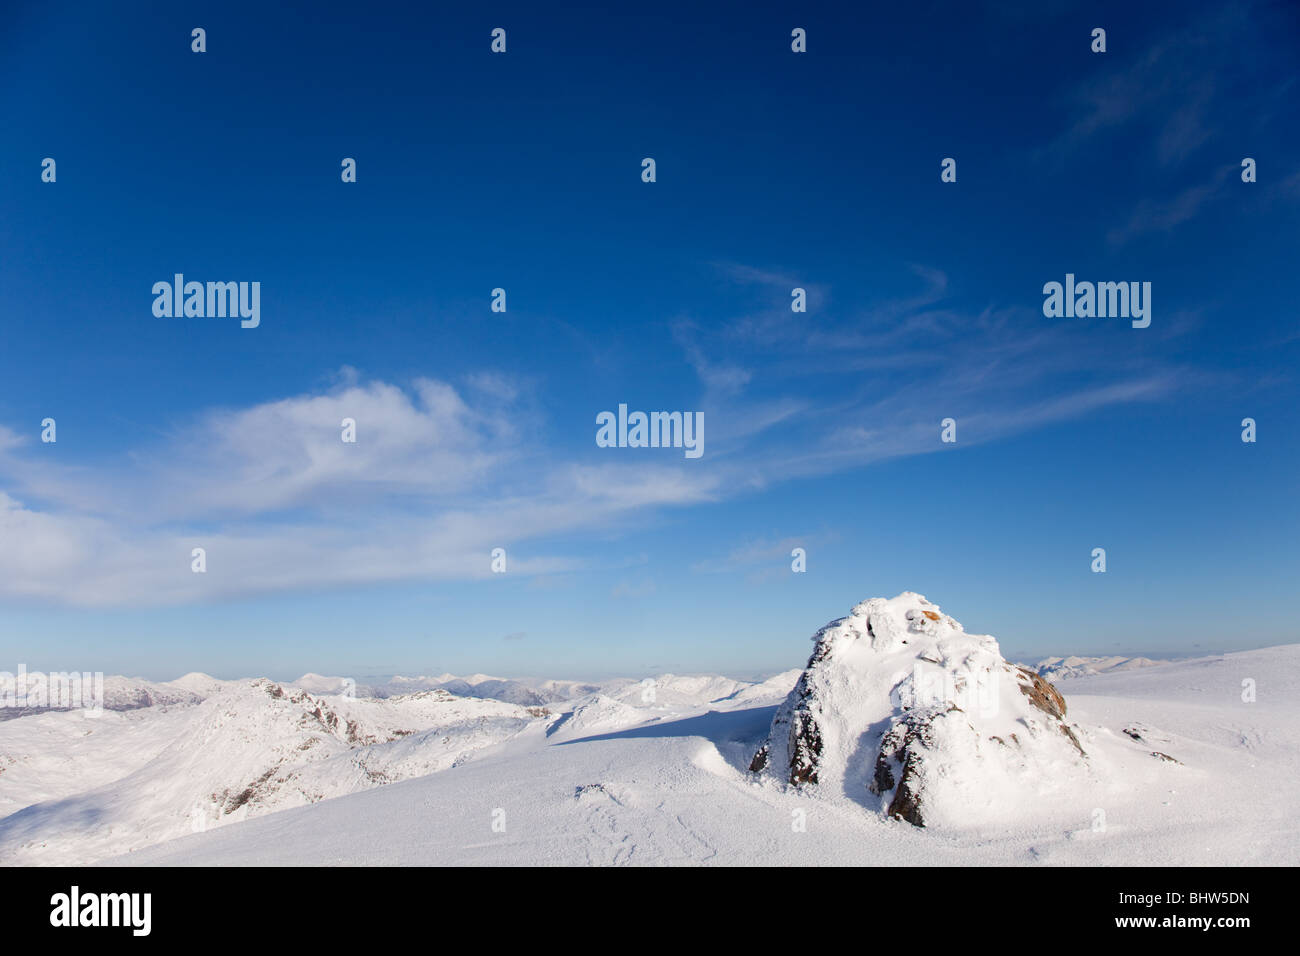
1,0,1298,680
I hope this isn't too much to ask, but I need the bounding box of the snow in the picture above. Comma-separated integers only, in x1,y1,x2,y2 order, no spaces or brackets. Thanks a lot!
547,695,651,740
2,614,1297,866
0,672,210,718
294,672,606,705
750,592,1108,828
162,672,229,696
1034,655,1168,681
288,673,355,695
0,680,550,864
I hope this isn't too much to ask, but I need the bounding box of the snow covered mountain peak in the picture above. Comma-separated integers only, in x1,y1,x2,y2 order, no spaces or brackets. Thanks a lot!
751,592,1090,828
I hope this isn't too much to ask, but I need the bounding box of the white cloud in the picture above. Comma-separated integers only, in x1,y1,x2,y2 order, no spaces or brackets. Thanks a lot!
0,375,733,606
0,319,1182,607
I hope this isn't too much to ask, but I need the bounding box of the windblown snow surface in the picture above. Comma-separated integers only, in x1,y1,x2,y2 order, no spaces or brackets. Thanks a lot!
1,594,1296,866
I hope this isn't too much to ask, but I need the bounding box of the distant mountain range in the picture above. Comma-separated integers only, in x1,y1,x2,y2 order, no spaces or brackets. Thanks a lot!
1031,655,1168,681
2,610,1295,866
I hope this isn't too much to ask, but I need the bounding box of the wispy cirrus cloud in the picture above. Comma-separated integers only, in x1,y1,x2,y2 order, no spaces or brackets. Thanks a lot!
0,375,722,607
673,262,1185,487
1106,165,1236,246
1034,5,1251,168
0,254,1191,609
1036,2,1296,243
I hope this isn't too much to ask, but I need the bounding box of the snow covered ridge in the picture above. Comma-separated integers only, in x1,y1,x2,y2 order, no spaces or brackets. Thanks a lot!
1033,655,1167,682
0,677,555,864
0,670,209,721
750,592,1159,828
0,668,799,864
1,668,791,716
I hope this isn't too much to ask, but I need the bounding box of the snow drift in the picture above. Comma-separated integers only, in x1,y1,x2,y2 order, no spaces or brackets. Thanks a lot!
751,592,1091,828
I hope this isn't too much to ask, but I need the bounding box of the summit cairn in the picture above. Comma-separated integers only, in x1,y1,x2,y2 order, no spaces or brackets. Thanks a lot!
750,593,1088,828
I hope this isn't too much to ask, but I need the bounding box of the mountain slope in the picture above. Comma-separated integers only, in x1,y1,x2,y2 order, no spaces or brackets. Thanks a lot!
108,644,1300,866
0,679,549,864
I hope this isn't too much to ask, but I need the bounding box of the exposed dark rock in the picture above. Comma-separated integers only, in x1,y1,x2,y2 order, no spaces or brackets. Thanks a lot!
1015,666,1067,719
751,629,837,785
788,708,823,784
869,706,963,827
887,754,926,827
1015,666,1085,755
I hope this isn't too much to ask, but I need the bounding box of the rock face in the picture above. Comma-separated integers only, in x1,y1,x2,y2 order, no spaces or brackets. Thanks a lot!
750,593,1089,828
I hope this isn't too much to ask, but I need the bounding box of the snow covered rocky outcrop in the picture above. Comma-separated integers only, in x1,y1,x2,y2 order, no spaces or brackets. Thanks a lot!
750,592,1090,828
